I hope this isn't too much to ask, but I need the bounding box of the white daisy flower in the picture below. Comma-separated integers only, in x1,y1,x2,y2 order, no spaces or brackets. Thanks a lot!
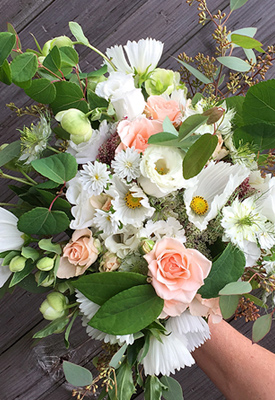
221,197,267,250
76,290,134,345
184,161,250,231
92,209,120,236
111,175,154,227
79,161,110,196
111,147,141,181
138,217,186,243
106,38,163,75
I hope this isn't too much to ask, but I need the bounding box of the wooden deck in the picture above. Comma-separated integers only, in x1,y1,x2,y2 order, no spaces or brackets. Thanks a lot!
0,0,275,399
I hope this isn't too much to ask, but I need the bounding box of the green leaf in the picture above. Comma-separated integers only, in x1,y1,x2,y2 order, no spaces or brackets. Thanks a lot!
231,34,264,52
13,79,32,89
63,360,93,387
0,59,12,85
60,46,79,67
191,93,204,107
252,313,273,343
69,21,90,45
10,52,38,82
7,24,21,57
18,207,70,235
182,133,218,179
64,310,79,348
147,132,180,147
108,360,135,400
0,32,16,66
17,273,50,293
21,246,40,261
73,272,147,305
233,123,275,151
24,78,56,104
160,376,184,400
89,285,164,335
50,81,89,114
9,258,34,287
219,295,240,319
36,180,60,189
109,342,128,368
219,281,252,296
177,59,212,84
225,96,244,128
217,56,251,72
230,0,249,11
179,114,209,141
43,46,61,74
0,140,21,167
127,337,146,366
162,116,178,136
228,27,257,42
38,238,62,255
3,250,20,266
144,375,167,400
244,293,268,309
87,89,108,109
242,80,275,125
31,152,78,184
244,48,256,64
199,243,246,298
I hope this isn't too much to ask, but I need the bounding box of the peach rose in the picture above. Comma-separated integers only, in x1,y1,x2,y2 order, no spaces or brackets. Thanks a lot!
145,96,182,126
116,117,162,153
144,238,212,317
189,294,222,324
57,228,99,279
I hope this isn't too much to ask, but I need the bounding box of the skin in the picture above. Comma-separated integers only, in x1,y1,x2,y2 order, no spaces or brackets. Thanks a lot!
192,319,275,400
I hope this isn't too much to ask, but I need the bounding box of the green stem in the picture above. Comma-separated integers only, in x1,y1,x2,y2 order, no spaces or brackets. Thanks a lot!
65,302,79,309
20,169,37,185
47,145,61,154
73,41,117,71
0,170,34,186
0,202,18,207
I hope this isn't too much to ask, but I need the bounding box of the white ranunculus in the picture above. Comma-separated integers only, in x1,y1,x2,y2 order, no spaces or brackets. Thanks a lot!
0,207,24,252
138,145,191,198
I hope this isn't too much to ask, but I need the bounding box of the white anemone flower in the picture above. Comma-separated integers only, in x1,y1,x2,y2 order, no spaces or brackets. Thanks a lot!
106,38,163,75
184,161,250,231
76,290,134,345
111,175,154,227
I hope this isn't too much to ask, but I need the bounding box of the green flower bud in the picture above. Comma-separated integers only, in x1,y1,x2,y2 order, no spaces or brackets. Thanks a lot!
139,239,155,255
35,271,55,287
145,68,180,95
56,281,75,294
42,36,73,56
39,292,69,320
9,256,27,272
86,75,107,91
55,108,93,144
37,257,55,271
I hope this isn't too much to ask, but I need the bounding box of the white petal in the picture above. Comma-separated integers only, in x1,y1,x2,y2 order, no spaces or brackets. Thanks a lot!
0,261,12,288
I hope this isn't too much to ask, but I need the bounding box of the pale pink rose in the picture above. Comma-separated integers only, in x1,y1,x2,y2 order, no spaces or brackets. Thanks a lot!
99,252,121,272
57,228,99,279
145,96,182,126
116,117,162,153
144,238,212,317
212,133,229,161
90,194,112,211
189,294,222,324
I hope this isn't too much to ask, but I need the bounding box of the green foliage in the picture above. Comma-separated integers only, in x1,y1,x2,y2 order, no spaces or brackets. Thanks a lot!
182,133,218,179
31,153,78,183
72,271,147,305
219,281,252,295
225,96,244,128
230,0,250,11
60,47,79,67
50,81,89,114
177,59,212,84
109,342,128,369
231,34,264,52
179,114,209,141
9,259,34,287
17,273,51,293
63,360,93,387
38,238,62,254
217,56,251,72
33,315,70,338
24,78,57,103
252,313,273,343
0,140,21,167
233,123,275,151
89,285,164,335
108,360,136,400
199,243,246,298
0,32,16,66
160,376,184,400
144,375,167,400
69,21,90,46
10,52,38,82
219,295,240,319
0,59,12,85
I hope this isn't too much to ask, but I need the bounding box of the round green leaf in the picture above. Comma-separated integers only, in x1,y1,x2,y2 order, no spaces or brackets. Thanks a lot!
10,52,38,82
31,153,78,184
60,47,79,67
89,285,164,335
69,21,90,46
230,0,249,11
243,80,275,125
231,34,264,52
0,59,12,85
50,80,89,114
18,207,70,235
63,361,93,387
217,56,251,72
0,32,16,66
219,281,252,296
25,78,56,104
219,295,240,319
252,313,273,343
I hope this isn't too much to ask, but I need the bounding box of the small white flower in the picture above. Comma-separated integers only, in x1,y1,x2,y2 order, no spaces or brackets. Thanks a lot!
92,209,120,236
103,225,141,258
0,207,24,252
262,260,275,274
76,290,134,345
111,147,141,181
106,38,164,75
184,161,250,231
258,222,275,250
111,175,154,227
79,161,110,196
138,217,186,243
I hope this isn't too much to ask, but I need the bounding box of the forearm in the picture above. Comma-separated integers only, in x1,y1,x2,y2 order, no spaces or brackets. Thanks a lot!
193,319,275,400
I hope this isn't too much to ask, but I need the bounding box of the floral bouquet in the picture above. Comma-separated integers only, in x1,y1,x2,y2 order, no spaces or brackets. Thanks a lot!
1,0,275,398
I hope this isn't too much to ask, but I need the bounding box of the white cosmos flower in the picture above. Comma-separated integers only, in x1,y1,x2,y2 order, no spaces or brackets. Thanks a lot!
111,147,141,181
0,207,24,252
75,290,134,345
138,217,186,244
79,161,110,196
106,38,163,75
184,161,250,231
111,175,154,227
139,145,191,198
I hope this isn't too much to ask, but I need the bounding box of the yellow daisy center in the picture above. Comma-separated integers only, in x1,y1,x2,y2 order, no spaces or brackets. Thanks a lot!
124,191,142,209
190,196,209,215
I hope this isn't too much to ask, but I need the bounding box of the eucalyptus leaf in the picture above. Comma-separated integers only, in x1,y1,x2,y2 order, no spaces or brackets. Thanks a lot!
219,295,240,319
24,78,57,104
64,310,79,349
219,281,252,296
10,52,38,82
147,132,180,146
63,360,93,387
160,376,184,400
109,342,128,368
0,32,16,66
228,27,257,42
31,153,78,184
244,48,256,64
177,59,212,84
244,293,268,309
69,21,90,46
162,116,178,136
230,0,249,11
72,271,147,305
89,285,164,335
231,34,264,52
0,140,21,167
217,56,251,72
182,133,218,179
179,114,209,141
252,313,273,343
199,243,246,298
